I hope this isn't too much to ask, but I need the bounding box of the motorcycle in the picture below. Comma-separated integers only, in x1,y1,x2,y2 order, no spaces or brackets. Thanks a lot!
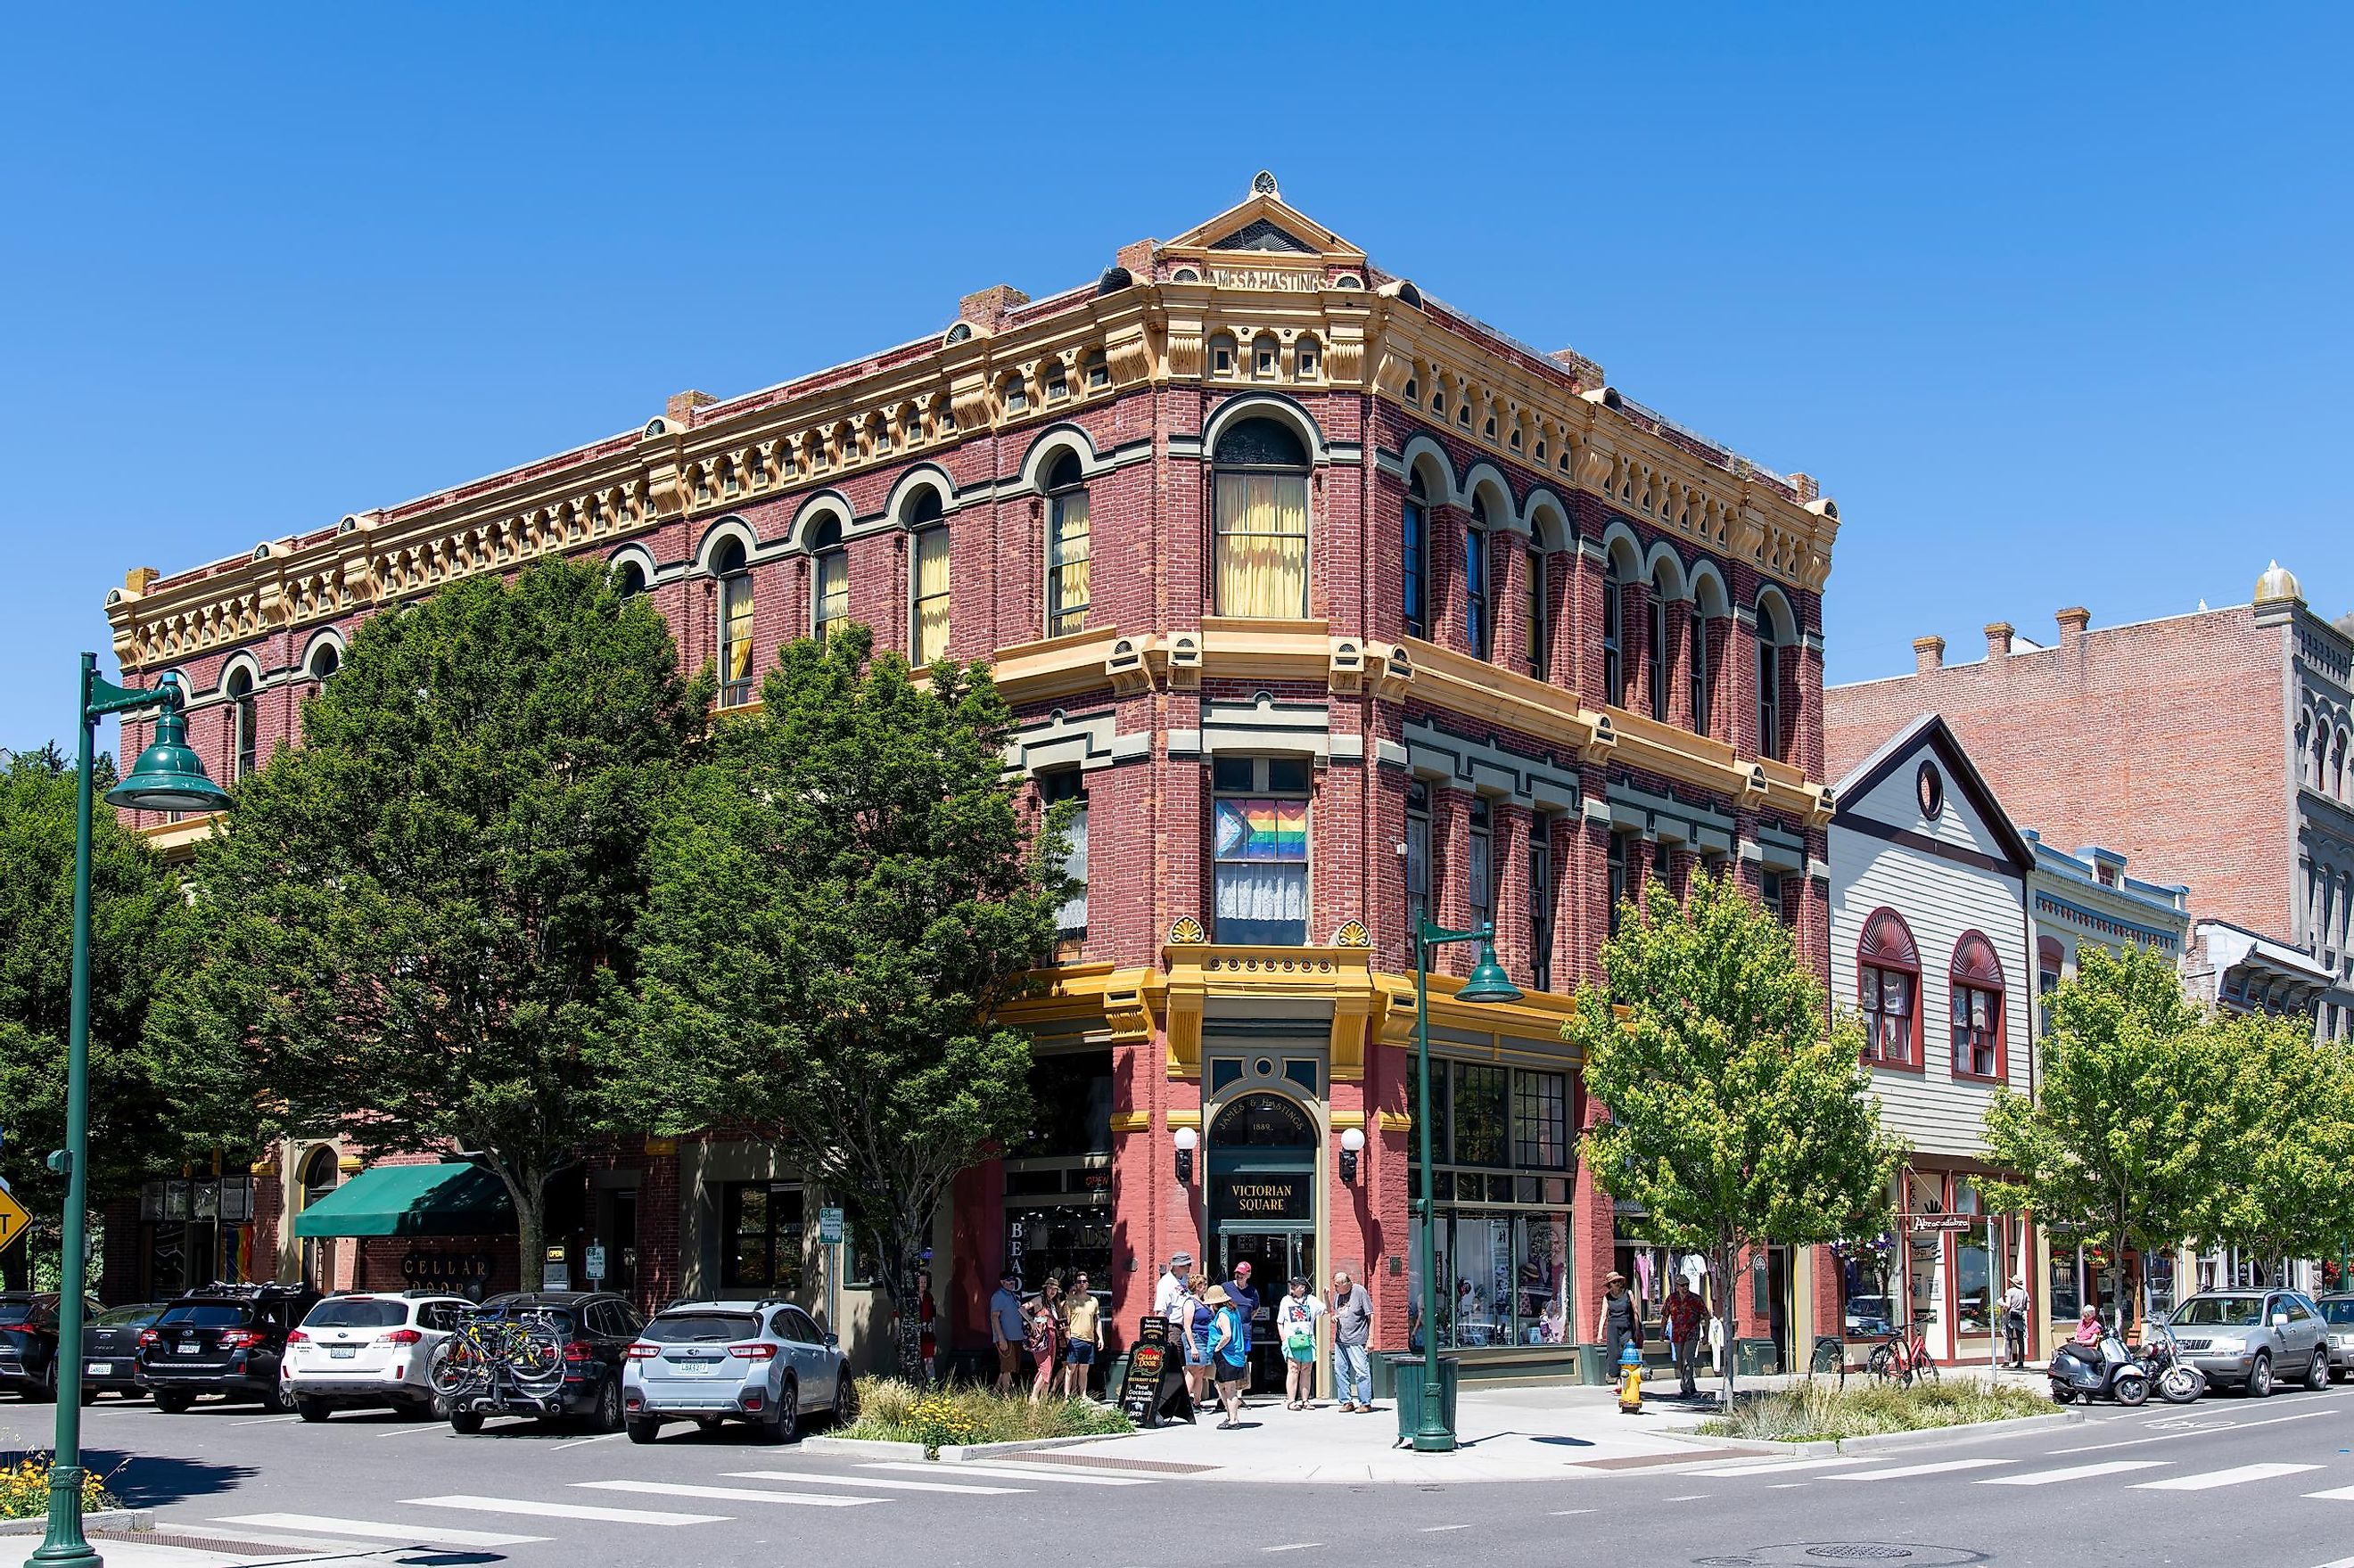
2049,1333,2152,1406
2138,1322,2207,1405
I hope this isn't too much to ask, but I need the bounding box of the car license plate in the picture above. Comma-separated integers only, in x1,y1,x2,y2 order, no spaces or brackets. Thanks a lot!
86,1361,111,1376
673,1359,715,1375
329,1347,357,1359
177,1343,201,1354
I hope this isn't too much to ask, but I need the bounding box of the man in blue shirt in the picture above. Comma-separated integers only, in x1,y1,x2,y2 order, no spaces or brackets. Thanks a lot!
1225,1259,1261,1400
990,1269,1026,1395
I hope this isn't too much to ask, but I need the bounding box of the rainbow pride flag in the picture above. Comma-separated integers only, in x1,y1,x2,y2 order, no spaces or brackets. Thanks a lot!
1214,799,1307,862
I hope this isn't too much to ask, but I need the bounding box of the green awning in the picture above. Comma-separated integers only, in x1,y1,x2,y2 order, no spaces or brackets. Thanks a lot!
292,1162,514,1239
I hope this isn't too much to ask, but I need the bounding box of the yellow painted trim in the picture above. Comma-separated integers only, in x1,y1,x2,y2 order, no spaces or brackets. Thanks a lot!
1376,1109,1412,1134
1165,1109,1202,1129
1328,1110,1366,1130
1107,1111,1149,1134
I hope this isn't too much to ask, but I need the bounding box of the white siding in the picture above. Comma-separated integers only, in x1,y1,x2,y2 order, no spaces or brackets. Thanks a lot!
1849,759,2012,863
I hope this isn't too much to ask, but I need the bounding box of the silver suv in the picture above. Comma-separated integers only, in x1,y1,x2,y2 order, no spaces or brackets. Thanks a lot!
2166,1290,2332,1397
621,1300,856,1444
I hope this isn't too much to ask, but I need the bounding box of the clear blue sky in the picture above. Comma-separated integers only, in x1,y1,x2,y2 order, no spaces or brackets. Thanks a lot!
4,3,2347,757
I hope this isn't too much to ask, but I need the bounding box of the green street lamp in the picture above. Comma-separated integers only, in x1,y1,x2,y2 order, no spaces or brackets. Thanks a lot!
1410,917,1520,1454
29,657,230,1568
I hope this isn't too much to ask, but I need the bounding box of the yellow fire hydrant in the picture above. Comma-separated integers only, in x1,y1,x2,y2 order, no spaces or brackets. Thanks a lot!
1617,1342,1645,1414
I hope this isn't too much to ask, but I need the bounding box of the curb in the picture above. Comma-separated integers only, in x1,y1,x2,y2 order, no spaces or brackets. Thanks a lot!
799,1431,1135,1463
1663,1408,2082,1459
0,1509,155,1536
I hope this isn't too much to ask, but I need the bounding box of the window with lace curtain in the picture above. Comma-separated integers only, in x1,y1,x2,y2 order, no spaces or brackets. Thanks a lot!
1045,451,1090,636
1858,908,1921,1069
1040,768,1088,962
1213,419,1309,619
1211,755,1310,945
713,538,756,708
910,491,950,666
811,518,849,641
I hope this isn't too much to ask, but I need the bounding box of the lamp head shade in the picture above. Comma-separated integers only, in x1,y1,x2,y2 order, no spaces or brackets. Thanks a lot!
107,681,233,813
1456,932,1524,1005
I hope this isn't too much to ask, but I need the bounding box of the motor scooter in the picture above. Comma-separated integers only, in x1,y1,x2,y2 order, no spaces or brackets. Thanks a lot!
2049,1332,2151,1406
2137,1321,2206,1405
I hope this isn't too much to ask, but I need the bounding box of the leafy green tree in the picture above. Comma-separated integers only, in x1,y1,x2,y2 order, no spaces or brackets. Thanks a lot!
149,560,707,1287
623,624,1066,1382
1573,870,1904,1400
0,745,186,1287
2204,1014,2354,1280
1981,944,2223,1332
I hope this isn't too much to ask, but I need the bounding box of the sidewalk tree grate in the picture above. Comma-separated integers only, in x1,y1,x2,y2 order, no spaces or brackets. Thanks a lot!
91,1530,318,1555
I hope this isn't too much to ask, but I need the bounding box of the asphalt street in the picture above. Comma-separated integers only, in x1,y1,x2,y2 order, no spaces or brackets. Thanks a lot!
8,1383,2354,1568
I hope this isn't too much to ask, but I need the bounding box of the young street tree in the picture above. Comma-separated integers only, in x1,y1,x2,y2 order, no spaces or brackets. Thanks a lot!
2206,1014,2354,1280
1980,943,2225,1332
1572,870,1904,1401
0,746,186,1288
624,624,1066,1383
150,561,707,1286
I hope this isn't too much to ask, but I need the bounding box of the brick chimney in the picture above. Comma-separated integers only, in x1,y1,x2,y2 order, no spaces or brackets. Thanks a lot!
664,390,715,425
2056,606,2090,650
1914,635,1946,674
1985,621,2014,660
959,284,1031,330
1789,472,1821,503
124,567,159,595
1115,239,1156,275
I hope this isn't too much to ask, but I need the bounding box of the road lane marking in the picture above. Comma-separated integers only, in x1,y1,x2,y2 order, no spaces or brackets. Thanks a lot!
1263,1547,1322,1554
1830,1458,2013,1481
1550,1508,1595,1515
2134,1463,2323,1491
723,1469,1025,1496
1664,1493,1711,1501
2051,1407,2342,1453
865,1461,1158,1486
1981,1460,2168,1486
1766,1482,1807,1489
1421,1523,1471,1531
216,1513,547,1547
2299,1485,2354,1502
1682,1456,1879,1477
551,1433,623,1451
230,1416,299,1426
575,1481,877,1508
404,1495,725,1525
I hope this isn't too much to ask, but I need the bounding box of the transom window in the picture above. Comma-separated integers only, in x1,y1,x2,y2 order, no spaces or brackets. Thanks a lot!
1213,419,1310,619
1045,452,1091,636
811,519,849,642
1432,1060,1570,1176
1857,908,1921,1068
713,538,756,709
1951,932,2006,1080
1211,754,1310,946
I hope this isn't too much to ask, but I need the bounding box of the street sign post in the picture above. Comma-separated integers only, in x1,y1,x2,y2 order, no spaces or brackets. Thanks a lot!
0,1188,29,1258
819,1207,844,1343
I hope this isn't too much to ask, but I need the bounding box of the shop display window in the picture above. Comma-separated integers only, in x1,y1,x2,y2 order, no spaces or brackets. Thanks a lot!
721,1181,805,1293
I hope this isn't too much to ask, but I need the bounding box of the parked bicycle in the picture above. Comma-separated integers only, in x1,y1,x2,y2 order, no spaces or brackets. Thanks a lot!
430,1307,567,1404
1808,1334,1848,1388
1866,1324,1940,1389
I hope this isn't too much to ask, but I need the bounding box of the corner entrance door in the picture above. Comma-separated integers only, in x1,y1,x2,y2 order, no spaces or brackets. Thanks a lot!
1217,1229,1317,1394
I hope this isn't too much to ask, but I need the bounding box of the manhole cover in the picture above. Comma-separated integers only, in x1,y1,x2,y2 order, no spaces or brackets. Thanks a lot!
1695,1547,1987,1568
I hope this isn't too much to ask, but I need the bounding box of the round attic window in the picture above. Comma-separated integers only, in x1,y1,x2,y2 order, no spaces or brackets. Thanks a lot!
1917,761,1945,820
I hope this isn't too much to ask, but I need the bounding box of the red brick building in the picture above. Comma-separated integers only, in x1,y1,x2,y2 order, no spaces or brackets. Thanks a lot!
1826,565,2350,1038
102,181,1842,1384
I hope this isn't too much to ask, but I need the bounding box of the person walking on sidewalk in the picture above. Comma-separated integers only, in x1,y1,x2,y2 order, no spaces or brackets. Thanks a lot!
1181,1270,1214,1404
1226,1259,1262,1400
1062,1272,1102,1400
1661,1278,1706,1397
2002,1277,2030,1367
990,1269,1025,1396
1329,1268,1373,1412
1028,1277,1066,1402
1276,1277,1325,1409
1205,1285,1247,1427
1596,1271,1642,1379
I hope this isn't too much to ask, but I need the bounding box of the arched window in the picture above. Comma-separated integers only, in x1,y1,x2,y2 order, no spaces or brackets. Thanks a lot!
1465,496,1492,660
1045,452,1091,636
1647,568,1671,723
612,558,648,599
306,641,340,685
811,519,849,642
1213,418,1310,619
1602,554,1627,707
1525,546,1548,681
1690,606,1714,737
1402,471,1429,639
713,538,755,708
227,666,258,783
1757,594,1793,761
1951,932,2006,1080
908,492,950,666
298,1145,340,1286
1858,909,1921,1069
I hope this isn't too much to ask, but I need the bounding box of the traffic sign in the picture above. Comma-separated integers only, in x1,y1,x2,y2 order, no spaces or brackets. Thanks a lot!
819,1206,844,1246
0,1187,29,1258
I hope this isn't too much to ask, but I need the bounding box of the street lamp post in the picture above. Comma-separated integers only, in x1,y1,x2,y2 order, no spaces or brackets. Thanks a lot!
29,657,231,1568
1410,917,1520,1454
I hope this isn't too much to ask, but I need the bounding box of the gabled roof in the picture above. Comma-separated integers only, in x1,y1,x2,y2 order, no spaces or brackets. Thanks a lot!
1157,182,1367,268
1833,711,2037,873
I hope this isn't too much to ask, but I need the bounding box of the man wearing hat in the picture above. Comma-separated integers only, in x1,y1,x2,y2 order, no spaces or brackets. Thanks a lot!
990,1268,1027,1395
2002,1274,2031,1367
1154,1249,1195,1322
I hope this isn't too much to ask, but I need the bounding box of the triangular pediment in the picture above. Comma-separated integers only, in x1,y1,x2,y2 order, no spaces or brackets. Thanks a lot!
1159,183,1367,269
1211,217,1319,254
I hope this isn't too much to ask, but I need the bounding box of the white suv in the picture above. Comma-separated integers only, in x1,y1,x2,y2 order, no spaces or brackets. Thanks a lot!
284,1292,470,1421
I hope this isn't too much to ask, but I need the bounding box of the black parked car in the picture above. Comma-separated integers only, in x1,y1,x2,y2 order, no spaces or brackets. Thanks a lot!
81,1302,165,1400
442,1291,644,1434
0,1293,103,1403
137,1283,321,1413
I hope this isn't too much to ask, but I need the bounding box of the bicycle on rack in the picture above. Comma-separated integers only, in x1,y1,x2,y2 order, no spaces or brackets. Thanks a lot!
430,1307,567,1405
1866,1324,1940,1389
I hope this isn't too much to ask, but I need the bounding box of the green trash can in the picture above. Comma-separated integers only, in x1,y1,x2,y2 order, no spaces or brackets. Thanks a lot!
1575,1342,1610,1386
1387,1353,1460,1446
1735,1336,1783,1376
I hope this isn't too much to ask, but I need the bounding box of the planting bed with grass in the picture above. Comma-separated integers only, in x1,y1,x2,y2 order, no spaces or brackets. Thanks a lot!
1695,1378,2052,1443
835,1380,1132,1456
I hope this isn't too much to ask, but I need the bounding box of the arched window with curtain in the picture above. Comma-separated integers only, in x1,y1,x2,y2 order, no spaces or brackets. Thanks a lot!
1647,568,1671,723
1603,555,1626,707
1045,451,1090,636
1858,908,1921,1068
1465,495,1492,659
907,491,950,665
227,667,258,782
1213,418,1309,619
1950,931,2006,1080
811,519,849,642
713,538,755,708
1403,471,1428,639
1525,545,1547,680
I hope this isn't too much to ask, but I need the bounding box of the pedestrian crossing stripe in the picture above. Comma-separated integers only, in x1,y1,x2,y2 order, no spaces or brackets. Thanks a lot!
574,1481,878,1508
2133,1463,2324,1491
863,1460,1161,1486
722,1469,1026,1495
1828,1458,2012,1481
216,1513,549,1547
1979,1461,2169,1486
404,1494,727,1525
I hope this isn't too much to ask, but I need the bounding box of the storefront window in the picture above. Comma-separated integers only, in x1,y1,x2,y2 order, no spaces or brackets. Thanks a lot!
1006,1049,1113,1292
1449,1063,1508,1168
1953,1182,1994,1349
1423,1058,1577,1351
1833,1236,1897,1339
1427,1211,1572,1350
721,1181,804,1293
1004,1203,1112,1294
